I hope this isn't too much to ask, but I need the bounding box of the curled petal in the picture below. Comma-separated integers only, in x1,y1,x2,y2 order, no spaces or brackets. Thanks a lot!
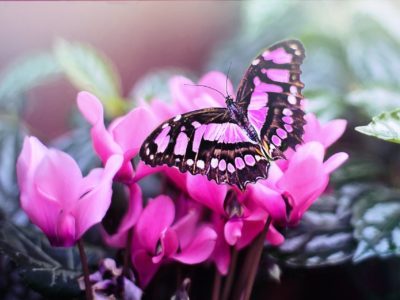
135,195,175,252
224,219,243,246
152,228,179,264
74,155,123,239
323,152,349,174
321,119,347,148
266,225,285,246
173,225,217,264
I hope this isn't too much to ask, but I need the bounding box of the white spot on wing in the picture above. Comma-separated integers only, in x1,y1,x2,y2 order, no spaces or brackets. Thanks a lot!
162,123,169,129
211,158,218,168
288,95,296,105
196,160,205,169
252,58,260,66
187,159,194,166
174,115,182,121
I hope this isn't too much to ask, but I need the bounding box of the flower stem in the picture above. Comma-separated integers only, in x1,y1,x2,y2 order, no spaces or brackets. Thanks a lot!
78,239,93,300
242,217,272,300
212,266,222,300
123,228,133,277
221,247,239,300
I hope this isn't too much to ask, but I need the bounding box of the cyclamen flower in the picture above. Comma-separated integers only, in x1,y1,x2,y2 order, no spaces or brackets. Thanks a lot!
78,91,157,183
251,141,348,226
131,195,217,287
17,136,122,247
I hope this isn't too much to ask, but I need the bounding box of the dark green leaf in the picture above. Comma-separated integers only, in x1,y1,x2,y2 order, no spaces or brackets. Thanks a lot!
352,186,400,262
0,52,61,111
355,108,400,143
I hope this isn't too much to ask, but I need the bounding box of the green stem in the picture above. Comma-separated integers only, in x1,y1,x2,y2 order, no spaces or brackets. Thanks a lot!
78,239,93,300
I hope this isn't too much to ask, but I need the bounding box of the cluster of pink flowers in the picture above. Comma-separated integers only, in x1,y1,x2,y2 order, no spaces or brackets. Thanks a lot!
16,71,348,294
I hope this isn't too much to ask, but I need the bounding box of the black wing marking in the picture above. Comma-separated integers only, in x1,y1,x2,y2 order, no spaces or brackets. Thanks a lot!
139,108,270,190
235,40,306,158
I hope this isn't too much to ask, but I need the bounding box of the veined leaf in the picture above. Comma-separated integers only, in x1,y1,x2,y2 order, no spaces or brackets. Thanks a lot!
355,108,400,143
54,39,127,117
352,186,400,262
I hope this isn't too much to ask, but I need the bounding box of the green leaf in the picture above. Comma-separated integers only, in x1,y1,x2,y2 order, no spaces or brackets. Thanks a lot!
267,184,364,267
355,108,400,143
0,222,105,297
352,186,400,262
54,39,126,117
0,52,61,111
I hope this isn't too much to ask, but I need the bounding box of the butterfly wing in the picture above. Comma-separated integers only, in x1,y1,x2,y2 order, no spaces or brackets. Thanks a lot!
235,40,306,158
140,108,270,190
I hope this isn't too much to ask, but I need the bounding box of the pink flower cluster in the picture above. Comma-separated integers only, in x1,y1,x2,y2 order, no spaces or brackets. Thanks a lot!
16,71,348,289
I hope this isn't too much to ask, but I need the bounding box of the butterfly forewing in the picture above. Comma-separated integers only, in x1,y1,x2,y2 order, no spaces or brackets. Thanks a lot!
140,108,270,190
236,40,306,157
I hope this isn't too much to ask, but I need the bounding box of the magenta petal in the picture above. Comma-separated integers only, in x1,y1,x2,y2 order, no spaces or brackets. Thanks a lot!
171,210,199,249
169,76,197,113
50,212,76,247
199,71,234,107
236,220,264,249
34,150,82,207
77,91,122,164
323,152,349,174
111,107,157,158
134,161,164,182
249,184,286,222
152,228,179,264
173,225,217,264
186,174,227,215
266,225,285,246
132,250,161,288
224,219,243,246
321,119,347,148
135,195,175,252
74,155,123,239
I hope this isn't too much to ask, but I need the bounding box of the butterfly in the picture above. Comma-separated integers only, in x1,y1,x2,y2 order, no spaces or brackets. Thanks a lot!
140,40,306,190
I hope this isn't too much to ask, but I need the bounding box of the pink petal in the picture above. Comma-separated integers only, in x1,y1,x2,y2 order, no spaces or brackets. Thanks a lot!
210,215,230,275
172,209,199,249
152,228,179,263
135,195,175,252
111,107,157,158
236,219,264,249
199,71,234,106
132,250,161,288
34,149,82,208
173,225,217,264
186,174,227,215
134,161,164,182
50,212,76,247
77,91,122,164
224,219,243,246
169,76,198,113
266,225,285,246
249,184,286,222
323,152,349,174
321,119,347,148
74,155,123,239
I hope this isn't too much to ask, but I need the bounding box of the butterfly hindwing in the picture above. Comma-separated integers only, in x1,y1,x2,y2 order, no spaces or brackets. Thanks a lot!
236,40,306,158
140,108,270,190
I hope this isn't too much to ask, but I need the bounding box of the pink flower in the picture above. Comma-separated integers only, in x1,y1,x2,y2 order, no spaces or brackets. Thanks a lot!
77,91,157,183
186,174,284,274
251,142,348,226
102,183,143,248
131,195,217,287
17,136,122,247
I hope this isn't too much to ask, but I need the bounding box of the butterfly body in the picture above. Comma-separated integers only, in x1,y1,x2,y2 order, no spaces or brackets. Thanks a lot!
140,40,306,190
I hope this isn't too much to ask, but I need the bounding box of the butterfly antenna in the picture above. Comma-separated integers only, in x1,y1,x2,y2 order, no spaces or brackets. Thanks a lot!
225,61,232,97
183,84,226,100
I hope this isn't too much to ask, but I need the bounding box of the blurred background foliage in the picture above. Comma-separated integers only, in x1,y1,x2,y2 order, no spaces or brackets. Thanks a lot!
1,1,400,299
